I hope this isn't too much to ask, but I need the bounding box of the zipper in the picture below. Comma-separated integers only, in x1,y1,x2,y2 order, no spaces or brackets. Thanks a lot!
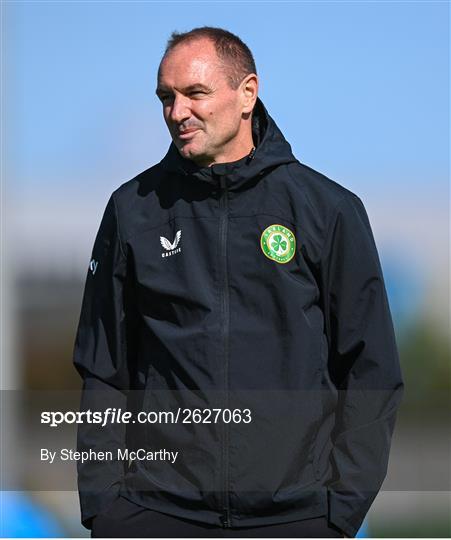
218,174,231,528
221,510,232,528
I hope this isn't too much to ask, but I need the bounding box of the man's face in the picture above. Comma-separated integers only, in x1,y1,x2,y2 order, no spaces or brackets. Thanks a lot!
156,39,248,166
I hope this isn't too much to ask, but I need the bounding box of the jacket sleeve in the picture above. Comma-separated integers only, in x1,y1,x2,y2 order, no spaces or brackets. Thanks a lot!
73,193,135,529
320,194,404,538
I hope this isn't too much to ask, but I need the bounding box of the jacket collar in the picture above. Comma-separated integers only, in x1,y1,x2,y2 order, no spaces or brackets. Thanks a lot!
159,97,297,191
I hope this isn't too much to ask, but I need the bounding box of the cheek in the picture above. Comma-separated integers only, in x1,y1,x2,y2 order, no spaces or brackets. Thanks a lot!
207,107,237,133
200,101,239,140
163,112,173,131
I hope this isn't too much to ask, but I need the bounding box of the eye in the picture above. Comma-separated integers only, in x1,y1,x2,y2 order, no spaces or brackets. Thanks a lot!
157,93,174,103
189,91,206,97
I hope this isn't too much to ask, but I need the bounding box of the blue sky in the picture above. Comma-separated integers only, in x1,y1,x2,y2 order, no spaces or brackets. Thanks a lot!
2,1,449,325
5,1,448,188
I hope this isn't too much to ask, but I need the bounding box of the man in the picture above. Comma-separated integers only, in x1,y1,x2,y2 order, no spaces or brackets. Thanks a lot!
73,26,404,538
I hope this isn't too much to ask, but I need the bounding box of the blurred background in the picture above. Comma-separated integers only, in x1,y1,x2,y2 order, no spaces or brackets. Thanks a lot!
1,0,449,537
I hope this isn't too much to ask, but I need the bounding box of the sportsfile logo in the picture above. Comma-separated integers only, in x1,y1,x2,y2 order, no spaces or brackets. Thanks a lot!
160,230,182,258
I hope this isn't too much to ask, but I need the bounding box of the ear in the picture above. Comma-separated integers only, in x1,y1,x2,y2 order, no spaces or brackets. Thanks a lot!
240,74,258,114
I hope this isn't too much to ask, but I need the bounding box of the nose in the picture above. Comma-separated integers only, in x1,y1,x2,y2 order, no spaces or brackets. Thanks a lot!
169,94,191,125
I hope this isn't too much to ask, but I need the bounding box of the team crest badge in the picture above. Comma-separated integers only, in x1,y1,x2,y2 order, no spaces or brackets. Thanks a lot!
260,224,296,264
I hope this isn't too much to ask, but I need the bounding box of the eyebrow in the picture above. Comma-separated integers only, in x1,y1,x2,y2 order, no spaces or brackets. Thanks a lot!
155,84,211,97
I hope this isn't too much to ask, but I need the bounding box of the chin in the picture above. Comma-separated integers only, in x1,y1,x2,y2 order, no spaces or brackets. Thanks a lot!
181,146,207,163
177,142,194,156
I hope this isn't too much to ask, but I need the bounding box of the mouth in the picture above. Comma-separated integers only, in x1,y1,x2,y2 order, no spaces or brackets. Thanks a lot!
177,128,201,140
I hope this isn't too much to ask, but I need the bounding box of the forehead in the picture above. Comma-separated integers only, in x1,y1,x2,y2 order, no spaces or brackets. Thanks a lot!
158,39,223,86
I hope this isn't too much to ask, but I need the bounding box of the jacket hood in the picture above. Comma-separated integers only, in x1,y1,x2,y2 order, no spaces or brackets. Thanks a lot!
159,97,297,190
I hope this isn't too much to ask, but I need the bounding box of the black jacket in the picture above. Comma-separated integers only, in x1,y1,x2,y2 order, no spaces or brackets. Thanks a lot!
73,97,404,538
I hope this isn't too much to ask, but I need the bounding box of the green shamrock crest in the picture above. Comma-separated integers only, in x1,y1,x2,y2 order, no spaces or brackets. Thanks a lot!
260,224,296,264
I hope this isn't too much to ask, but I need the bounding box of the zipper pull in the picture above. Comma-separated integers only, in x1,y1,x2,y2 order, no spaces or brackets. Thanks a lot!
220,509,231,527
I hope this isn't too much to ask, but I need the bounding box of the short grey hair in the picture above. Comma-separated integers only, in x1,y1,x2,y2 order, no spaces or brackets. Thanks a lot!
161,26,257,90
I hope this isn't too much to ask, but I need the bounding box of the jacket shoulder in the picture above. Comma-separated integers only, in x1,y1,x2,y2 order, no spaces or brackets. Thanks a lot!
112,162,165,202
280,161,367,261
105,162,167,243
286,160,362,209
